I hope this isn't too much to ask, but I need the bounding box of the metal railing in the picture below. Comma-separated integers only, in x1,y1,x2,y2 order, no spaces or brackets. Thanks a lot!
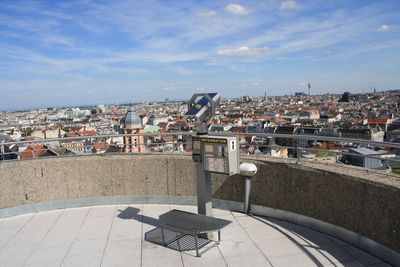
1,131,400,176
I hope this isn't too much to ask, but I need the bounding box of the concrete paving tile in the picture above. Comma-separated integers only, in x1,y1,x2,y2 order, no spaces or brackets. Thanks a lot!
212,208,232,217
142,204,170,216
112,216,143,229
37,228,79,249
0,214,34,229
230,211,247,218
24,245,69,266
61,238,107,267
218,238,262,258
0,260,24,267
181,243,225,265
15,230,50,244
212,213,236,222
219,221,252,242
244,224,288,242
224,253,272,267
74,209,114,241
75,223,112,240
0,244,36,264
108,226,142,242
86,205,116,218
343,246,383,265
236,215,273,229
112,216,142,228
50,222,85,235
25,263,61,267
80,218,112,230
82,216,114,228
268,252,317,267
0,229,19,248
6,230,46,249
101,240,141,267
21,210,62,233
183,257,227,267
0,231,39,254
142,243,183,267
256,236,305,259
53,207,89,229
36,210,86,249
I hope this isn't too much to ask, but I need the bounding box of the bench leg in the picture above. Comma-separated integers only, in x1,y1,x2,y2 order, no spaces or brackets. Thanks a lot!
218,231,221,242
161,228,166,246
195,234,200,257
176,232,181,251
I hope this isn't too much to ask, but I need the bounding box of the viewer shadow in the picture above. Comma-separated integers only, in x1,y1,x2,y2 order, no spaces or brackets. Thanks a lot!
117,206,159,227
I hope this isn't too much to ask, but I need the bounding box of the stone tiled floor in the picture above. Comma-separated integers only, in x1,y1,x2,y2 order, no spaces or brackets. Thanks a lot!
0,204,391,267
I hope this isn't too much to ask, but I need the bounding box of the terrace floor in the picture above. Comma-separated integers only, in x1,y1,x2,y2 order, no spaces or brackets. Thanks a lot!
0,204,391,267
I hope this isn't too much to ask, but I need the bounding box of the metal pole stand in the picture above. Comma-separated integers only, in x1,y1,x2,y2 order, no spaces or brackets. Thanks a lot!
239,163,257,214
244,176,252,214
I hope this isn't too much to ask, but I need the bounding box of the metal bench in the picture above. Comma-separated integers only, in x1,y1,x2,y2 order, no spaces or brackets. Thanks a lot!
158,209,232,257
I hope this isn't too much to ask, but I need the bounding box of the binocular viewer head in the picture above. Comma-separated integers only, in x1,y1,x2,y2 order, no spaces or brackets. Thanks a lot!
185,93,221,122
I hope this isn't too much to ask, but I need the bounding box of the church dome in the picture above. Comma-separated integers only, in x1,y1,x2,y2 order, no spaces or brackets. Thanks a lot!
123,106,142,129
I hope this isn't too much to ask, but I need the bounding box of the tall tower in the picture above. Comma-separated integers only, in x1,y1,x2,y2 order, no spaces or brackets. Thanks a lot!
308,82,311,96
123,105,144,153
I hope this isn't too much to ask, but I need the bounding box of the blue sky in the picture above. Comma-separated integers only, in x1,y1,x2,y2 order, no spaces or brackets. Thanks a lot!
0,0,399,110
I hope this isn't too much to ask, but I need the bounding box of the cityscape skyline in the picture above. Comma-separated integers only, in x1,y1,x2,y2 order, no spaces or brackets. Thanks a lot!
1,0,400,110
0,89,390,113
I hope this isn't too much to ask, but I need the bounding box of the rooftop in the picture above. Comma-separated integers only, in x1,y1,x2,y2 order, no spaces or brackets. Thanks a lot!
0,204,387,267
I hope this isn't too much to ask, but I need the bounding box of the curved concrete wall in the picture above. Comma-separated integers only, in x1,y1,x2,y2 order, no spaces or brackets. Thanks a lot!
224,157,400,253
0,155,399,260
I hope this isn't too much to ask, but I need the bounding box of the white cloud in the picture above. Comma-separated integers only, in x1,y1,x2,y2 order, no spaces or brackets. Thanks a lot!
234,6,397,59
378,24,391,32
225,3,251,15
280,0,302,10
216,46,268,57
198,10,218,17
162,86,174,91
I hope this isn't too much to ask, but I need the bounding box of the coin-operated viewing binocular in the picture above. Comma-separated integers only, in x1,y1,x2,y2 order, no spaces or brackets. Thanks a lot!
185,93,221,135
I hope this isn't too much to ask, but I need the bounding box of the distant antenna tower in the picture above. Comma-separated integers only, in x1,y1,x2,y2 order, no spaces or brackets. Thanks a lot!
308,82,311,96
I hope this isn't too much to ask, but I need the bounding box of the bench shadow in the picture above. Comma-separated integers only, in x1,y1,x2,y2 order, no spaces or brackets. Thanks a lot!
117,206,213,255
